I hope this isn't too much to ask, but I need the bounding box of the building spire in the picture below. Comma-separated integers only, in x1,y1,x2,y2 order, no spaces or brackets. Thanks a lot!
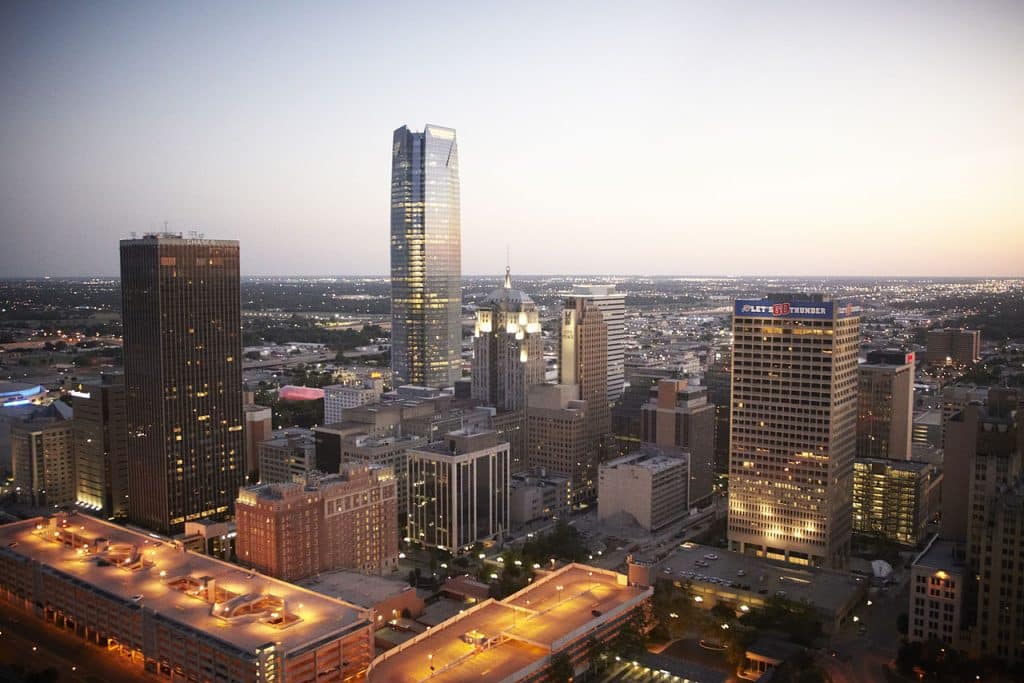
504,265,512,289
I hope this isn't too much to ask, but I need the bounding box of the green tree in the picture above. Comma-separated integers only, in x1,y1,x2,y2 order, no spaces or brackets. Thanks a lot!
547,652,574,682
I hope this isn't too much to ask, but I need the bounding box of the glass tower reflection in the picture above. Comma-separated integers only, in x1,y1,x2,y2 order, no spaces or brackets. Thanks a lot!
390,124,462,388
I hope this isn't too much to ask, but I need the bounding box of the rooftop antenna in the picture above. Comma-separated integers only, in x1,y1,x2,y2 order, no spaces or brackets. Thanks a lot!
504,244,512,289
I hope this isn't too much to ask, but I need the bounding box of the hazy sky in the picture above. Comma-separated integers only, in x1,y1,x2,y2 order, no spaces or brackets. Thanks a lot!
2,1,1022,277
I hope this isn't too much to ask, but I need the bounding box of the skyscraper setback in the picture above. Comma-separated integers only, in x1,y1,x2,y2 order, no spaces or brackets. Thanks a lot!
390,124,462,388
120,234,244,534
728,295,861,568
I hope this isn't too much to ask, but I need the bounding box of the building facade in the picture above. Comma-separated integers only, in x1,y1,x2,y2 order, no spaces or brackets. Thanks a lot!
640,378,715,507
525,384,591,502
258,429,316,484
570,284,626,401
471,268,544,411
909,538,965,646
323,381,383,425
11,407,75,508
236,464,399,580
406,429,510,551
73,373,128,518
924,328,981,366
509,467,572,528
728,296,861,568
244,404,273,481
852,457,941,545
857,349,915,460
120,234,244,534
390,124,462,388
598,446,689,531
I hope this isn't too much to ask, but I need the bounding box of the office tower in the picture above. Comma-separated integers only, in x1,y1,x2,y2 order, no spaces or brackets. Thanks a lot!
852,457,941,545
857,349,915,460
704,348,732,473
559,295,612,492
599,445,689,532
258,428,316,484
728,295,861,568
912,409,942,448
570,285,626,401
471,268,544,411
243,403,272,480
407,428,510,551
73,373,128,518
612,367,680,455
120,234,244,535
323,380,383,424
11,405,75,507
940,385,989,449
640,378,716,508
236,464,399,580
924,328,981,366
390,124,462,389
526,384,591,501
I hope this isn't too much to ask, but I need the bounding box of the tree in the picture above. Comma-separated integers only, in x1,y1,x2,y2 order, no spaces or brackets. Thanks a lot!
547,652,574,683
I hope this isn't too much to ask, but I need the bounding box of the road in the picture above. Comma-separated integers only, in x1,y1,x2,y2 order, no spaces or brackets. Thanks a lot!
821,577,909,683
0,600,147,682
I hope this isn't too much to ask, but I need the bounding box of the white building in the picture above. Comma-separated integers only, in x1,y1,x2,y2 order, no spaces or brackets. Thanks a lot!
598,445,689,531
570,284,626,401
323,380,384,424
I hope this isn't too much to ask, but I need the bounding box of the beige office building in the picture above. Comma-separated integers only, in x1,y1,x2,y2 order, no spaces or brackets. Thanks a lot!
598,445,688,531
525,384,590,502
728,296,860,568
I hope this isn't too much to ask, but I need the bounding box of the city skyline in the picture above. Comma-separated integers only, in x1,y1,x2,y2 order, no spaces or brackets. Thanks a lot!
2,1,1023,278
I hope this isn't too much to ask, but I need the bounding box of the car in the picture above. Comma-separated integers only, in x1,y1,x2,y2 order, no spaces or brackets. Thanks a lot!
736,569,746,577
591,609,603,617
775,590,787,598
704,553,719,560
663,568,672,574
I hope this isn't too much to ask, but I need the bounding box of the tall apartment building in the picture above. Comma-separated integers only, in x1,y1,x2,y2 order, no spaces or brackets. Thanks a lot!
471,268,544,411
407,429,510,551
526,384,590,502
924,328,981,366
243,403,272,480
73,373,128,518
236,464,399,580
857,349,915,460
598,445,689,532
852,457,941,545
569,285,626,401
323,380,383,425
11,405,75,508
120,234,244,534
258,428,316,484
390,124,462,388
728,295,861,568
640,378,715,508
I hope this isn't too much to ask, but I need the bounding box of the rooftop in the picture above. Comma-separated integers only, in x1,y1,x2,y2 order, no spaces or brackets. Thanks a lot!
298,569,415,610
603,447,687,475
913,538,966,576
0,514,371,654
369,563,651,682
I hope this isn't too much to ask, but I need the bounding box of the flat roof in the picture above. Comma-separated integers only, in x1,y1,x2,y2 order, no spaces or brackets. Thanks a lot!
655,543,862,617
913,538,965,576
0,515,371,655
369,564,650,682
298,569,414,609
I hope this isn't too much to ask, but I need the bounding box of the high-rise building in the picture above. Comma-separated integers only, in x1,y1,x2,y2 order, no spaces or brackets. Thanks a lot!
390,124,462,389
939,385,989,449
471,268,544,411
243,403,272,481
640,378,715,508
612,367,680,455
704,349,732,474
728,295,861,568
236,464,399,580
526,384,591,501
120,234,244,535
73,373,128,518
569,285,626,401
341,432,427,523
924,328,981,366
406,428,510,551
11,405,75,508
558,294,612,494
857,349,915,460
852,457,941,546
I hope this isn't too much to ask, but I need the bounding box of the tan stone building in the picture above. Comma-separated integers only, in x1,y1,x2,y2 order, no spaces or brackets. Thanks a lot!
598,445,688,531
857,349,915,460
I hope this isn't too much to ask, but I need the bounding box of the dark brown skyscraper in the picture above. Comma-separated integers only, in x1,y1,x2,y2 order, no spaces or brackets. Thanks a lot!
74,373,129,518
120,234,244,534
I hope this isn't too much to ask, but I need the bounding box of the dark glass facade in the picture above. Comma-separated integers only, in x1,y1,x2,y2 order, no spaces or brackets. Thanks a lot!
120,235,244,534
390,124,462,388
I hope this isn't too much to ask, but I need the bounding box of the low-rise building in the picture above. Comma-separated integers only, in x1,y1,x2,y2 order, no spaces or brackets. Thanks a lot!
341,433,427,520
178,519,236,561
912,409,943,449
925,328,981,366
299,569,424,631
0,513,374,682
908,537,965,646
258,428,316,484
598,446,689,531
11,404,76,508
509,467,572,528
323,380,383,424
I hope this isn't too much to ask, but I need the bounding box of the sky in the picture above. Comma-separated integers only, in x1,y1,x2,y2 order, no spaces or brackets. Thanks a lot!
1,1,1022,278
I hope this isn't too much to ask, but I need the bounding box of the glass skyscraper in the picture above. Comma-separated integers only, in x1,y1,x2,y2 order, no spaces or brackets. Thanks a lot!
390,124,462,388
